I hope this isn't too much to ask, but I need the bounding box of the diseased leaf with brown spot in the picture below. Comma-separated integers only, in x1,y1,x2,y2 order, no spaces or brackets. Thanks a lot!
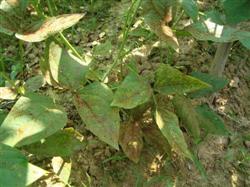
154,64,210,95
155,102,192,159
119,120,143,163
142,122,172,156
49,42,89,90
111,72,152,109
172,95,200,142
74,82,120,149
0,93,67,147
15,14,84,42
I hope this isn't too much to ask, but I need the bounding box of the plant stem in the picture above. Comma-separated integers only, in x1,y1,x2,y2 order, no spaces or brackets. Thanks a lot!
210,42,232,77
101,0,142,81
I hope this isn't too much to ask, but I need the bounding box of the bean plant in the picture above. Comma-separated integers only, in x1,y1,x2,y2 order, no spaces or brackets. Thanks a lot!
0,0,249,186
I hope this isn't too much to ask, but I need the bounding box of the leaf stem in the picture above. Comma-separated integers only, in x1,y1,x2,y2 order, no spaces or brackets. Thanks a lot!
59,33,83,60
46,0,83,60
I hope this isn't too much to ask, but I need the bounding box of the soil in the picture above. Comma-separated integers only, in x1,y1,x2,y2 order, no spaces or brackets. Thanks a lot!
0,0,250,186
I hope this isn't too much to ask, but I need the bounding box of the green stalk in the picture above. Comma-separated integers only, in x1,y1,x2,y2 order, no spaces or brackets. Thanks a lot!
47,0,83,59
58,33,83,60
0,72,16,88
102,0,142,81
210,42,232,77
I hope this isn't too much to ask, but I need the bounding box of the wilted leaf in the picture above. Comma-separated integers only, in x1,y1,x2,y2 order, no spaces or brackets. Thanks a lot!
0,143,46,187
178,0,198,20
186,20,250,43
26,163,47,186
15,14,84,42
49,42,89,90
0,87,17,100
74,82,120,149
172,95,200,141
24,128,84,157
223,0,250,24
196,104,229,136
111,72,152,109
0,93,67,147
119,120,143,163
24,75,45,92
51,157,71,185
40,40,56,86
154,64,210,95
155,103,192,159
189,72,229,98
142,0,179,51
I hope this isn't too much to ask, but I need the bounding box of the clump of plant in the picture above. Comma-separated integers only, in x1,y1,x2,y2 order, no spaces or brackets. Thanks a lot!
0,0,249,186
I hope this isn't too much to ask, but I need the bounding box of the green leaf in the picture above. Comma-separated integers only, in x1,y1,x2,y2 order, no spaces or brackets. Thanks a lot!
0,93,67,147
155,103,192,159
240,37,250,49
189,72,229,98
196,104,229,136
15,14,84,42
178,0,198,20
186,20,250,42
111,72,152,109
203,10,225,25
223,0,250,24
0,110,7,125
154,64,210,95
24,75,45,92
49,42,89,90
0,143,27,187
172,95,200,141
74,82,120,149
0,143,46,187
24,128,85,157
93,41,112,56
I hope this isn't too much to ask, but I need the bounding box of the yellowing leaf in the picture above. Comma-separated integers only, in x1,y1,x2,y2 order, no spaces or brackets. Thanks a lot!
154,64,210,95
15,14,84,42
155,104,192,159
119,120,143,163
